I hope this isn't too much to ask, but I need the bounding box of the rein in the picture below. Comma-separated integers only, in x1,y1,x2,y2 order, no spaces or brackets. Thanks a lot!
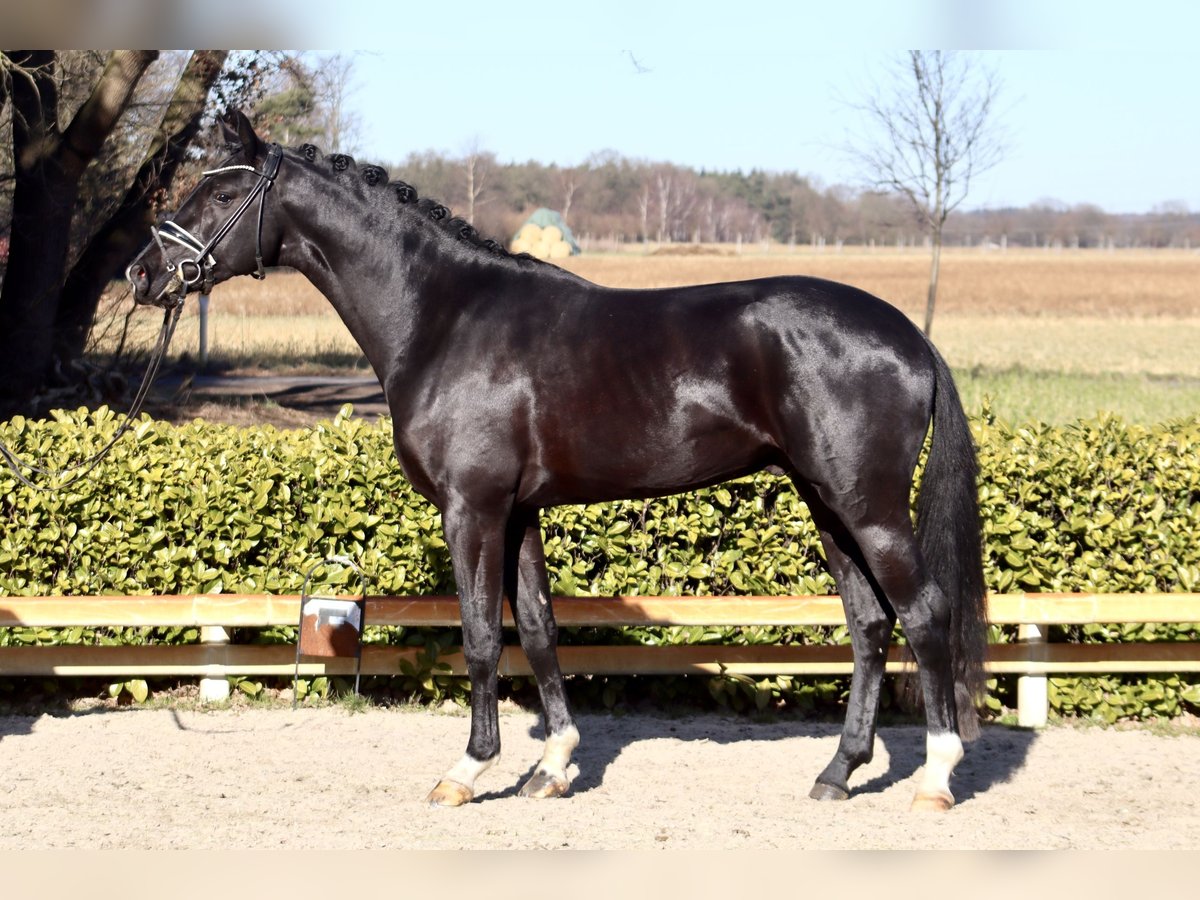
0,301,183,491
0,143,283,491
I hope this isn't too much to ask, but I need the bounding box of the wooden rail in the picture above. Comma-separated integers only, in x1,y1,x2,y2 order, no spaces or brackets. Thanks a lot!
2,593,1198,726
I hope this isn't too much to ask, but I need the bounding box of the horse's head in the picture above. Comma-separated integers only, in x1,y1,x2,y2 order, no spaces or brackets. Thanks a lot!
127,109,282,307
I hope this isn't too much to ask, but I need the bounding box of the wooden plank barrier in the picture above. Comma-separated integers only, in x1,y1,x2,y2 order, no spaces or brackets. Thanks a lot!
1,593,1198,727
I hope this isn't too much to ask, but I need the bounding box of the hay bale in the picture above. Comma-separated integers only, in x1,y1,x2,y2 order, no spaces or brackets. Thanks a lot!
512,211,580,257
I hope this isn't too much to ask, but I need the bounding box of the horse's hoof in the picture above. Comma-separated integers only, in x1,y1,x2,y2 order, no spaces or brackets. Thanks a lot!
808,781,850,802
910,791,954,812
426,780,473,807
519,770,570,799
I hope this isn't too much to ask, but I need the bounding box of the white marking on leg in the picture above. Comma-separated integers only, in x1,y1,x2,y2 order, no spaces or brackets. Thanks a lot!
918,730,964,801
536,724,579,779
444,752,498,792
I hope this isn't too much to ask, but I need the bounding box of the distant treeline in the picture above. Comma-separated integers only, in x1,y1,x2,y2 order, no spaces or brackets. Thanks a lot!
376,149,1200,252
5,141,1189,264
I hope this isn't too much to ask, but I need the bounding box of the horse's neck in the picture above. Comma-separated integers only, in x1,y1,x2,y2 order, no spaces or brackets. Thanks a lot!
276,195,457,385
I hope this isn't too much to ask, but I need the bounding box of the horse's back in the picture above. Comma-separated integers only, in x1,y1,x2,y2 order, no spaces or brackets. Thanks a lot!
544,274,936,429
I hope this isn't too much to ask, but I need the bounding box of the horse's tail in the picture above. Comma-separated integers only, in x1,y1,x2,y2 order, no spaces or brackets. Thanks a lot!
915,338,989,741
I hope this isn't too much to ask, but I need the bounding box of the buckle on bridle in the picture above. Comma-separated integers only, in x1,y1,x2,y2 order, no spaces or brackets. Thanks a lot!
179,259,204,286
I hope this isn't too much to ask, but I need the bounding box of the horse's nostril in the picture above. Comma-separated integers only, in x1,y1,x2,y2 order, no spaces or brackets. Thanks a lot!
126,263,152,295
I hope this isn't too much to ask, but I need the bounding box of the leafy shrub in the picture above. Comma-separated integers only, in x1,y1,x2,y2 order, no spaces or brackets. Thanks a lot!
1,406,1198,720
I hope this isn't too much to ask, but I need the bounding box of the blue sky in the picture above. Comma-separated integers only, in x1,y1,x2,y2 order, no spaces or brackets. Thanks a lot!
279,1,1200,214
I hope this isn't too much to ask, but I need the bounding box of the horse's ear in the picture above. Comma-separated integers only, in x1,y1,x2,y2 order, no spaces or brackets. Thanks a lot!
219,107,261,161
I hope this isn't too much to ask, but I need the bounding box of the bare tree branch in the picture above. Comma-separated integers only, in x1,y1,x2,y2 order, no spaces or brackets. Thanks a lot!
58,51,158,179
846,51,1006,335
461,138,493,226
57,50,229,363
2,51,164,411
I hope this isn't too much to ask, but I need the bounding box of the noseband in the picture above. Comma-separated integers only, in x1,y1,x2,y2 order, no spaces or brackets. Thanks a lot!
144,142,283,302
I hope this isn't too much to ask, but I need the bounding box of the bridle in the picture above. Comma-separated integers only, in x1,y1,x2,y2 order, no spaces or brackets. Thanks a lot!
0,143,283,490
141,142,283,302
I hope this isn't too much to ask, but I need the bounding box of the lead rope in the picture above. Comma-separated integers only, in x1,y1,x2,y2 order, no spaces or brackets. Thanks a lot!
0,300,184,491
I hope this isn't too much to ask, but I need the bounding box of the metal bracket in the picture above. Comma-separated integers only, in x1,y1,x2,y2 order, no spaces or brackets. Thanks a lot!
292,556,369,709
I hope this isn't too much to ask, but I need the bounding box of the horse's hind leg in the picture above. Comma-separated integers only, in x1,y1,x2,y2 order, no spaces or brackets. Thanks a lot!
841,514,964,810
803,502,897,801
796,460,964,808
504,509,579,799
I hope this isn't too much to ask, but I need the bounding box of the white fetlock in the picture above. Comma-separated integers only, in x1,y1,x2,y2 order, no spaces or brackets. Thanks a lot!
911,731,963,812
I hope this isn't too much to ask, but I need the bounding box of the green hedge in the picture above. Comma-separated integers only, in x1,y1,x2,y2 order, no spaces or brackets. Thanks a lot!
1,405,1198,721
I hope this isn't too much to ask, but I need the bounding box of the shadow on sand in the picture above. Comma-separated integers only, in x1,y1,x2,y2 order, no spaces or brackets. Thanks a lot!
484,711,1039,806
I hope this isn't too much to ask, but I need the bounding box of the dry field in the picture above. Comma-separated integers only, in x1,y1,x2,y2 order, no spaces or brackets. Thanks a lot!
158,247,1200,319
565,247,1200,318
96,248,1200,422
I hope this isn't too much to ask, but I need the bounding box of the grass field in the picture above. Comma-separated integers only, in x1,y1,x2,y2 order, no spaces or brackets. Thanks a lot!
96,248,1200,425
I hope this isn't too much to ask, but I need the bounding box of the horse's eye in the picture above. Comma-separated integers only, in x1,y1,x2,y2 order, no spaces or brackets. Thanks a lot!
214,191,233,205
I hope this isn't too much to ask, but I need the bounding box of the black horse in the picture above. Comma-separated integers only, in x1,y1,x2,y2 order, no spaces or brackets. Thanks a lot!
129,110,988,811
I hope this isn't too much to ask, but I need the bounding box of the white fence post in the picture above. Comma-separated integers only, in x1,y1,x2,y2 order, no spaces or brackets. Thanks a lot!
1017,622,1048,727
198,293,210,367
199,625,230,701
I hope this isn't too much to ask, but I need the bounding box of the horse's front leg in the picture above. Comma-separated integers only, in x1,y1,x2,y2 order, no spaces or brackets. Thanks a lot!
504,509,579,799
426,499,509,807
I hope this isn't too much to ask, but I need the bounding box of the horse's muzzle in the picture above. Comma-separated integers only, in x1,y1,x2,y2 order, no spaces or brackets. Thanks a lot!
126,262,151,300
127,261,185,308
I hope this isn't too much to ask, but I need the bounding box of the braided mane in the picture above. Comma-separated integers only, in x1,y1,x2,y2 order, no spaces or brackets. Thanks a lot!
294,143,542,265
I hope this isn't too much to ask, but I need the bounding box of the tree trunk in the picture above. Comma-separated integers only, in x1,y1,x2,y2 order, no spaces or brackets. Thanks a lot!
561,179,574,228
465,156,475,225
637,185,649,242
656,174,670,244
54,50,227,364
0,50,157,415
923,227,943,337
0,51,61,415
